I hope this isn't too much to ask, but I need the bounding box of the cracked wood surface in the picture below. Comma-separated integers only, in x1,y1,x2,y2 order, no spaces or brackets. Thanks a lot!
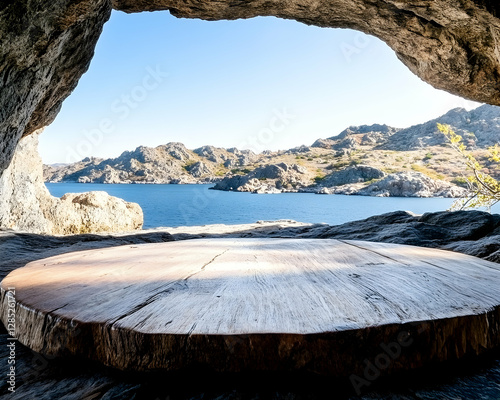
1,238,500,374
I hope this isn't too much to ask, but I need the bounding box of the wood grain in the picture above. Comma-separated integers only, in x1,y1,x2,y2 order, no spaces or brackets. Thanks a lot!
1,238,500,375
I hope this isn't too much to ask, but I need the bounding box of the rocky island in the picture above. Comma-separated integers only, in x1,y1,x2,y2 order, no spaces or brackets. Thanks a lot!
44,105,500,198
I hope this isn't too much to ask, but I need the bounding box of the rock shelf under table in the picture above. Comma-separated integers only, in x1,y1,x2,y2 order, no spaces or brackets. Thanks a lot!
1,238,499,376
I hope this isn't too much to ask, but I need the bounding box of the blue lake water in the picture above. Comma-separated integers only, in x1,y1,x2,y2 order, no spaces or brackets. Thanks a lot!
45,183,490,229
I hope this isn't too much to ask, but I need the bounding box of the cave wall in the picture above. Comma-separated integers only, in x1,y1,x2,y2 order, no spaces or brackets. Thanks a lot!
0,0,111,174
1,0,500,233
0,132,143,234
0,130,54,233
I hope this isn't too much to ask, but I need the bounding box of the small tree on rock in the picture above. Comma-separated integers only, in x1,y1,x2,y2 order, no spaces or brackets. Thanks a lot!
438,123,500,211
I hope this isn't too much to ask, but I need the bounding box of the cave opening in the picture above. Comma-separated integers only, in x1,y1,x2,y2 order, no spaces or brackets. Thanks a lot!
2,3,500,398
36,10,485,231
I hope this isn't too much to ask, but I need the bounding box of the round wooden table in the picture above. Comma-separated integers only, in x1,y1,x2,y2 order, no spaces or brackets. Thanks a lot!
1,238,500,376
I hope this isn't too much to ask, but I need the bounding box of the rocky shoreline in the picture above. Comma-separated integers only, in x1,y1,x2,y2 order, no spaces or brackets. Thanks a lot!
43,105,500,199
46,159,469,199
212,164,467,197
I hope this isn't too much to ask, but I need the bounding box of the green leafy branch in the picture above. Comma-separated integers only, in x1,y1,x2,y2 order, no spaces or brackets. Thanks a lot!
437,123,500,211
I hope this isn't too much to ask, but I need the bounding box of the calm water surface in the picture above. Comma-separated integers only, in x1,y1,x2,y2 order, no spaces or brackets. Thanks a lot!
45,183,492,229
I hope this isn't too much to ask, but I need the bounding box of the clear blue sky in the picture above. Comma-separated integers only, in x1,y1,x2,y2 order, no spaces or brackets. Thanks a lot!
40,10,481,164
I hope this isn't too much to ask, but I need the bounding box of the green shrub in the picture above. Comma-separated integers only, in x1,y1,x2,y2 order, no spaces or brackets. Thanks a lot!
451,177,468,188
438,123,500,210
327,161,349,170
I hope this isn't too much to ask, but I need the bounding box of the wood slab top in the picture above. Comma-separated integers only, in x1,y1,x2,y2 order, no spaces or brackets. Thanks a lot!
1,238,500,374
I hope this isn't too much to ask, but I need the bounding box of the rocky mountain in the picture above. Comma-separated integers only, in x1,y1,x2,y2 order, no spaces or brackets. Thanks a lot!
312,124,398,153
45,143,258,184
310,105,500,152
382,105,500,150
44,105,500,198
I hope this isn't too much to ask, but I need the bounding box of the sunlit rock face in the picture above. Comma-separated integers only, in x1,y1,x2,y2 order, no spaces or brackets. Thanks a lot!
0,0,111,174
1,0,500,233
0,133,143,234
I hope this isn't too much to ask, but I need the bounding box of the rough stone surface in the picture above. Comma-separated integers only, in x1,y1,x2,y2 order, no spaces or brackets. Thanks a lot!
301,170,465,197
212,163,310,193
0,134,143,234
356,171,467,198
0,0,111,173
162,210,500,254
0,130,54,234
319,165,386,187
49,191,143,234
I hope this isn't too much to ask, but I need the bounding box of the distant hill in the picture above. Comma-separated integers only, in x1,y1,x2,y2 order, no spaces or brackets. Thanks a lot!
380,105,500,150
44,105,500,194
44,143,258,184
310,105,500,152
